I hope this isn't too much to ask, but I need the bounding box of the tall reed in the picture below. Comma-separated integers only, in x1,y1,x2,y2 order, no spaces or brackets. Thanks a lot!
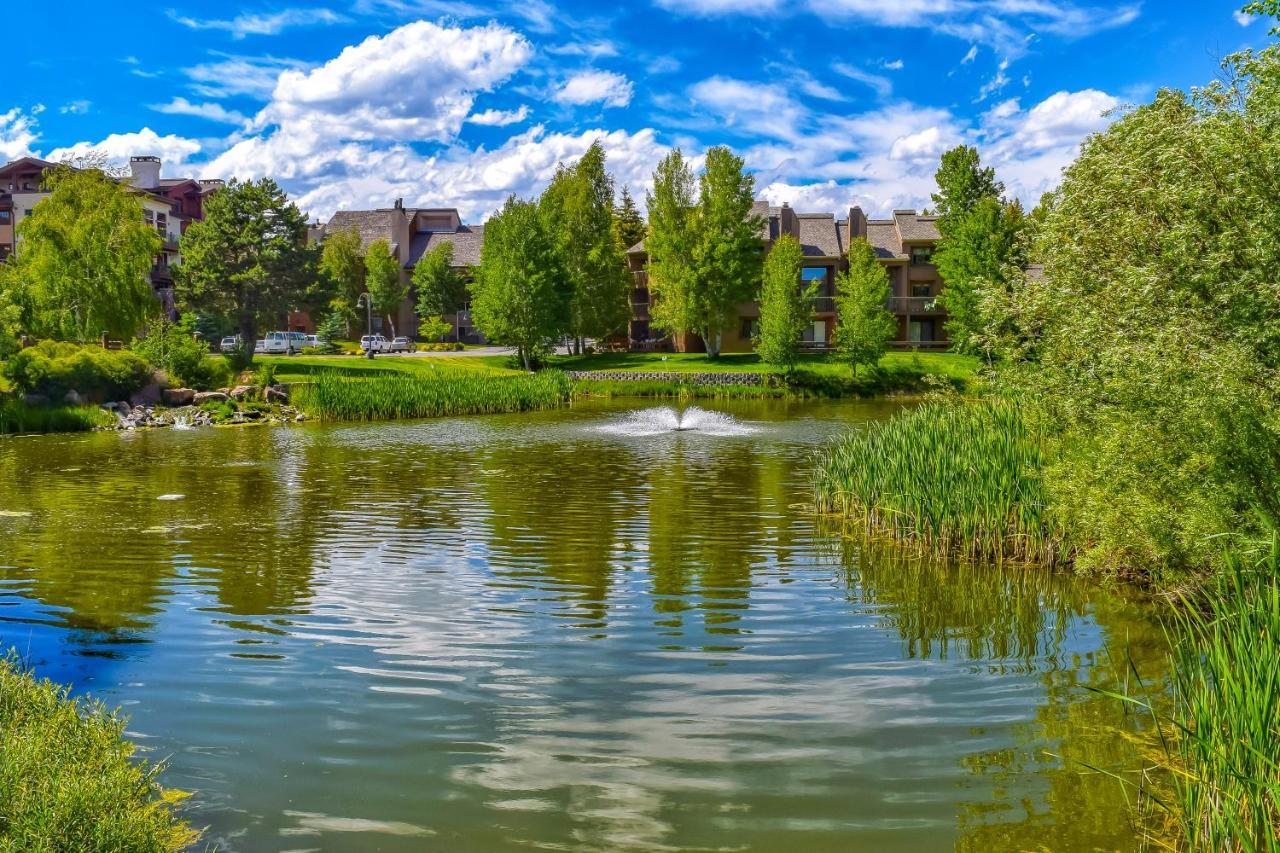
0,400,115,435
296,369,572,421
813,401,1061,564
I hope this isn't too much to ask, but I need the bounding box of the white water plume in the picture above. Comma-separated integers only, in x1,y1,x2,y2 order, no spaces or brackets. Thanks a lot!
596,406,756,438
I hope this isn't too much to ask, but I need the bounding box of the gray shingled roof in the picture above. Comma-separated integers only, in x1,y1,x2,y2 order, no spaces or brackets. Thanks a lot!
796,213,842,258
325,210,395,252
626,239,645,254
865,221,906,259
893,210,941,242
407,225,486,268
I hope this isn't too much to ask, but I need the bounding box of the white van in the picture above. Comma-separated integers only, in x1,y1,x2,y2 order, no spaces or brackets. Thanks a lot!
261,331,308,355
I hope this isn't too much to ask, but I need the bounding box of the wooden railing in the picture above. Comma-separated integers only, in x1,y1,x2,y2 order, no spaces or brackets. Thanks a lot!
887,297,944,315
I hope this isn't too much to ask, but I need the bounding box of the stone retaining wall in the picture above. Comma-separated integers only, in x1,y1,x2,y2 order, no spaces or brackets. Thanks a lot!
568,371,767,386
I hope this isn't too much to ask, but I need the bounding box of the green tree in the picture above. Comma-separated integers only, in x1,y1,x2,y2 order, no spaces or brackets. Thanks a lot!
1243,0,1280,32
754,234,811,374
835,238,895,376
412,241,466,320
363,239,406,339
930,145,1004,221
313,312,345,352
472,195,571,370
6,161,160,342
320,228,364,337
646,146,762,358
646,149,699,346
177,178,316,365
614,185,646,254
934,197,1025,354
539,141,629,353
989,41,1280,576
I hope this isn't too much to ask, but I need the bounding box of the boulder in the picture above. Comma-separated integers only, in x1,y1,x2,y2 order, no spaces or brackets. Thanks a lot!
129,382,162,406
63,389,84,406
193,391,229,405
265,385,290,404
115,401,132,417
229,385,257,401
163,388,196,406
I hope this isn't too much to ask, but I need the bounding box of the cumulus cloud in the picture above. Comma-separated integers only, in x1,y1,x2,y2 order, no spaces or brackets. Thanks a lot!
151,97,248,125
259,21,532,143
467,105,531,126
46,128,203,172
167,7,349,38
0,108,39,161
553,70,634,108
59,101,91,115
184,53,310,99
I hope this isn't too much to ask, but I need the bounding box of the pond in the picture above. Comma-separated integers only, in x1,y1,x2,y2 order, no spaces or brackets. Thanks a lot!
0,397,1165,851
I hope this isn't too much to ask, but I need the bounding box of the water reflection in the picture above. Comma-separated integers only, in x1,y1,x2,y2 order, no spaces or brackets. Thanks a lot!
0,399,1165,851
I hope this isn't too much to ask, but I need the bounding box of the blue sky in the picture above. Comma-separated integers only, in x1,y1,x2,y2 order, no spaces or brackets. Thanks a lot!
4,1,1272,222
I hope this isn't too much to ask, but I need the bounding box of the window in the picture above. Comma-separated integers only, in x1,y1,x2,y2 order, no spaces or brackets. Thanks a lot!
911,283,932,297
801,267,829,287
910,246,934,265
908,319,936,342
740,318,759,340
0,211,10,225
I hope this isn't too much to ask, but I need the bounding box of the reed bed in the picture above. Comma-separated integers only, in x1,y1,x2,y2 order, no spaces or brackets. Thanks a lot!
0,400,115,435
297,369,572,421
813,401,1062,564
1159,541,1280,851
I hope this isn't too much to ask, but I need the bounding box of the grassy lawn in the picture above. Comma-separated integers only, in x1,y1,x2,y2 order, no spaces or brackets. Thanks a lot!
547,350,980,381
256,354,522,383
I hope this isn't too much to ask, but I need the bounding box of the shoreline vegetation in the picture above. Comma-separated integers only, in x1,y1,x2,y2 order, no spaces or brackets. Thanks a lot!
0,658,198,852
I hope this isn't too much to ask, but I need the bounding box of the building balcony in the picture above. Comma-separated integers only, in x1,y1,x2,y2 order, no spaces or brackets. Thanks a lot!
810,295,835,313
887,296,945,315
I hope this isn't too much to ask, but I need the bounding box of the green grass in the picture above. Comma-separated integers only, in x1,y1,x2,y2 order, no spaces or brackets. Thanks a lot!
0,400,116,435
814,401,1061,564
0,657,199,852
296,369,572,421
548,350,979,380
255,353,521,384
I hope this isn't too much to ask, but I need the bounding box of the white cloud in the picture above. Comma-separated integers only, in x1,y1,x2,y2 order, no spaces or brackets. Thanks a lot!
59,100,91,115
654,0,780,14
882,58,905,70
961,45,979,64
467,105,530,126
185,53,309,99
976,58,1011,102
261,20,533,142
168,7,349,38
151,97,248,125
0,109,40,161
688,77,807,138
553,70,634,108
545,40,619,59
1233,10,1254,26
832,63,892,98
46,128,203,172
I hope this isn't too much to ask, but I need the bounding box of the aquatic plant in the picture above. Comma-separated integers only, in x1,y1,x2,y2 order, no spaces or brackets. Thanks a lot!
813,401,1061,564
0,657,199,851
0,400,116,435
297,368,572,421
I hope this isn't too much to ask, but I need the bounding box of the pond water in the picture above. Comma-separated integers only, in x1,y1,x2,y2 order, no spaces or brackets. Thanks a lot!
0,398,1165,852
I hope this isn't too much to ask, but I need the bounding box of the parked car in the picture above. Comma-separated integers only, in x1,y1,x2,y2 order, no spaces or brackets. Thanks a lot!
389,336,412,353
219,335,242,353
360,334,391,353
305,335,324,348
254,339,265,354
260,331,308,355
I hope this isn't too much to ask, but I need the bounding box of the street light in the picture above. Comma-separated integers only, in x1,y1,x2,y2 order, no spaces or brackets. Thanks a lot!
356,292,375,359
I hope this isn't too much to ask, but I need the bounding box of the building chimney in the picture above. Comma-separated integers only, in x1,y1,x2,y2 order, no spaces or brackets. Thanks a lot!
394,198,403,209
847,206,868,243
130,156,162,189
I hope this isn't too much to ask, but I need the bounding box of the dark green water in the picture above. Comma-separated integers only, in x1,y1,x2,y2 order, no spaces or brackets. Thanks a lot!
0,398,1165,851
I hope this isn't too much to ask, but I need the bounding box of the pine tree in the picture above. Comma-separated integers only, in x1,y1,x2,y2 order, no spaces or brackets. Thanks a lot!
615,185,646,255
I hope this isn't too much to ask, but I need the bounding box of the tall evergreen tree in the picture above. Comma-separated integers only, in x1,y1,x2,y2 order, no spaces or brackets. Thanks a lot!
835,238,896,376
178,178,316,364
472,196,571,370
7,161,161,342
363,239,406,339
539,141,629,353
754,234,811,374
614,185,646,255
319,228,364,337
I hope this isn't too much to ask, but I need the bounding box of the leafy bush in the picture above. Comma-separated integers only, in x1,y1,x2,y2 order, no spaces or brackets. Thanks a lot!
0,657,199,851
3,340,153,401
0,400,116,435
417,316,452,343
131,315,219,389
415,342,464,352
253,362,277,387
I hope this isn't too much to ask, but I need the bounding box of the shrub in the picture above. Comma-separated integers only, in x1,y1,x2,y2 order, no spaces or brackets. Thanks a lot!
415,342,464,352
0,657,199,851
3,340,153,401
417,316,452,343
131,316,218,389
253,361,277,387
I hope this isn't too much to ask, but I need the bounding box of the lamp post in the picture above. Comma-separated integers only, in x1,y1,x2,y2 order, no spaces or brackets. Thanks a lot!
357,292,375,359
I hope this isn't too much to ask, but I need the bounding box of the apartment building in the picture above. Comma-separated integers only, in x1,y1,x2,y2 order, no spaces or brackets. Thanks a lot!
0,155,220,316
626,203,946,352
311,200,485,341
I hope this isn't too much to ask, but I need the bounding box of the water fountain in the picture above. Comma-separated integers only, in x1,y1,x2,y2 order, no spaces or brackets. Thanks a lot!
596,406,757,437
172,416,194,431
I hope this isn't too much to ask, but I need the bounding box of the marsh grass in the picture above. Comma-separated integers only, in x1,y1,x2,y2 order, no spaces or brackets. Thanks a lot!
297,369,572,421
0,400,115,435
813,401,1061,564
0,657,199,851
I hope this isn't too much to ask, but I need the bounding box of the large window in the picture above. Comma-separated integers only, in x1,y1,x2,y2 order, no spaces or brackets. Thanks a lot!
801,267,829,285
910,246,934,266
740,318,759,340
0,211,10,225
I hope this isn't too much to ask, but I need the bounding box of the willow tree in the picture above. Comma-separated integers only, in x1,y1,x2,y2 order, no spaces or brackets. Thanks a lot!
755,234,811,374
539,141,629,353
8,161,160,342
472,196,570,370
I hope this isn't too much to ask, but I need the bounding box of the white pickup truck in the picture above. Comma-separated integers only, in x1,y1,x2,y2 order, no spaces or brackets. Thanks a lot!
360,334,392,353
